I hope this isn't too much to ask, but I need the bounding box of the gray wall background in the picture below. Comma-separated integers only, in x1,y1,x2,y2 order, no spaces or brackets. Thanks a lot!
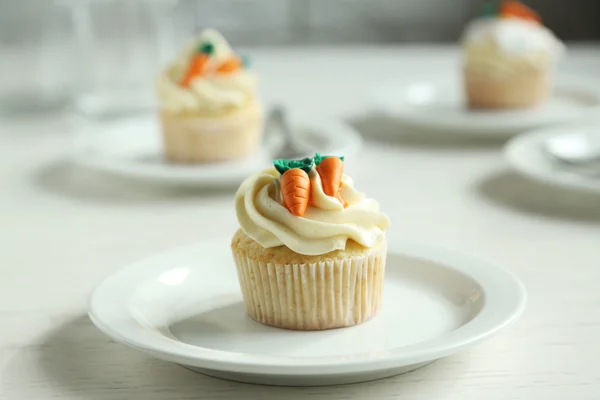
1,0,599,47
0,0,597,110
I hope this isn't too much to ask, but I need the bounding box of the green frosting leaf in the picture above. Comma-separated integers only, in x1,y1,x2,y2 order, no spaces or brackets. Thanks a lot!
273,157,314,175
241,55,251,68
198,42,215,55
479,1,498,18
314,153,344,166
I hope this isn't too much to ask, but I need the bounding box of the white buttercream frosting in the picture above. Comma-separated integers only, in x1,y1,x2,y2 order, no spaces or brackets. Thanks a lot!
463,18,563,55
235,168,391,256
462,18,564,74
156,29,258,114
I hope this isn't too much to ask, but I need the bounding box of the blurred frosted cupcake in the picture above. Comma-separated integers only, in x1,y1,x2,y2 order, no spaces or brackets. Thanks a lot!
462,1,564,109
232,154,391,330
156,29,262,163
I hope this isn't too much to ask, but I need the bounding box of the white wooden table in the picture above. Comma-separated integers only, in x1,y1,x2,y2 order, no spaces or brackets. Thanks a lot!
2,45,600,399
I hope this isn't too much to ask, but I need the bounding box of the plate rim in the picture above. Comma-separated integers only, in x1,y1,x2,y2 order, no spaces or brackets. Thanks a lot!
369,74,600,136
504,124,600,193
88,238,527,376
67,113,363,186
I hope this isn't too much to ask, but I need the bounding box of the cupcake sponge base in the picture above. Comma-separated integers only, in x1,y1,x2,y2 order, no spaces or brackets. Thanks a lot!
231,229,387,331
464,67,549,109
160,102,262,163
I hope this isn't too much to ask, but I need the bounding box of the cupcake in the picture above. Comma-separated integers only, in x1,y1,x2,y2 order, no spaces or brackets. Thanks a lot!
462,1,564,109
156,29,262,163
232,154,391,330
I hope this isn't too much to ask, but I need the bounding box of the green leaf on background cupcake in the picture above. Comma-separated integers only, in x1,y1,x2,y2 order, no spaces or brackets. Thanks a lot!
479,1,499,18
198,42,215,55
273,157,314,175
241,55,251,68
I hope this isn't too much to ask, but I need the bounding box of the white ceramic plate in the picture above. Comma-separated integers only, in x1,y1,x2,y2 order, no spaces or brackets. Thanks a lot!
89,239,526,386
68,114,363,186
370,74,600,137
505,125,600,193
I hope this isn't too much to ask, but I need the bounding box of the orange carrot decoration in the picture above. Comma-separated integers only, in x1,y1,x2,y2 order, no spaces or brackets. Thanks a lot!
180,42,214,88
280,169,311,216
216,57,242,74
180,54,209,87
314,153,346,206
500,1,541,23
273,158,314,217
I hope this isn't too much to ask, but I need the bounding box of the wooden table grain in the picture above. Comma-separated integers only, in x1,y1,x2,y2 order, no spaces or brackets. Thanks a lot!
2,45,600,399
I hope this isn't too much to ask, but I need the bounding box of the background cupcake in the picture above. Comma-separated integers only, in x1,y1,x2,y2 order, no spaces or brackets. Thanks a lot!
462,1,564,109
232,155,391,331
156,29,262,163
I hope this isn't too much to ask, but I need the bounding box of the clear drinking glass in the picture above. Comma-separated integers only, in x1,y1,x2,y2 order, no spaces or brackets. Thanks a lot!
60,0,179,119
0,2,74,114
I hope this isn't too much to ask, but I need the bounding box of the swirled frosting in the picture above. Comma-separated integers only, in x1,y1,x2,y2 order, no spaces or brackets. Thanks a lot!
462,18,564,74
156,29,258,115
235,168,391,256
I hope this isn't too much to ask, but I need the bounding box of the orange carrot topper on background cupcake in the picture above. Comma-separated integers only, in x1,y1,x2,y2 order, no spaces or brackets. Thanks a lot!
499,1,541,23
479,0,540,23
180,42,214,88
216,56,243,74
179,39,246,88
273,157,314,217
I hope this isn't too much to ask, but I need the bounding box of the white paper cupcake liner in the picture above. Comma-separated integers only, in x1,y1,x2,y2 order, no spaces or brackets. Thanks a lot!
464,67,548,109
160,102,262,163
232,244,387,331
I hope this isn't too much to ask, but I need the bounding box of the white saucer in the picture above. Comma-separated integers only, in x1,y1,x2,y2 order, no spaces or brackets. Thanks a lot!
505,126,600,193
88,239,526,386
68,114,363,186
370,75,600,137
